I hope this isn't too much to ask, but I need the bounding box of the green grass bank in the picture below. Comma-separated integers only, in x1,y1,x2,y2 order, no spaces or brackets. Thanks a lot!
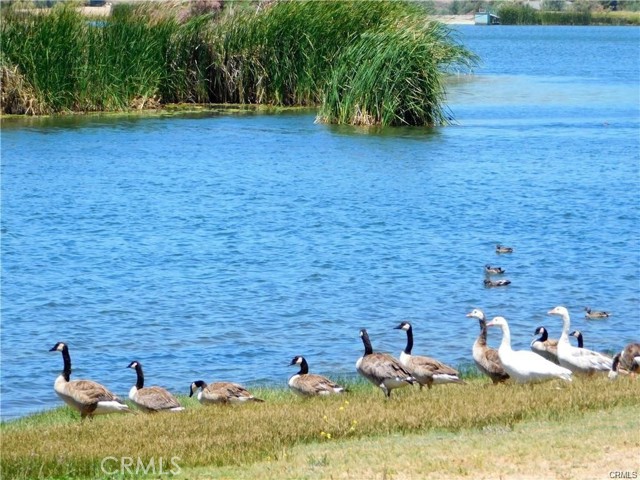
2,375,639,479
0,0,476,126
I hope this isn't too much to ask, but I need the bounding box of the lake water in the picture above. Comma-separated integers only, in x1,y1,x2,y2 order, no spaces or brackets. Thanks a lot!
1,26,639,420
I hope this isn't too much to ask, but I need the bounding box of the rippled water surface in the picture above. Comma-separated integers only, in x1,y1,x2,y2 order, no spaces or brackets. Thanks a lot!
2,26,639,419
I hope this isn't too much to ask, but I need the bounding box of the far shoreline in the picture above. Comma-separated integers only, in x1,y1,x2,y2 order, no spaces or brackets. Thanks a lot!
432,14,476,25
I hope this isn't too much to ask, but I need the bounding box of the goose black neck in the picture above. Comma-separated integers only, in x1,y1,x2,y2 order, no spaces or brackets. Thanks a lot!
403,326,414,355
612,354,620,372
477,319,488,345
361,331,373,356
134,364,145,389
575,334,583,348
298,358,309,375
61,346,71,382
538,329,548,342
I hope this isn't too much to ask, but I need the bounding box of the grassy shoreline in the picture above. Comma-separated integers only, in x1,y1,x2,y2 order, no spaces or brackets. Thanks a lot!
2,376,639,479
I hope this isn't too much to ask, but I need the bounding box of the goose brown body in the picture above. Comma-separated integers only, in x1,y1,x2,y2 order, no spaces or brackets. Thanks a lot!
288,356,345,396
127,361,184,413
395,322,465,389
466,309,509,384
530,327,560,364
356,329,415,398
190,380,264,404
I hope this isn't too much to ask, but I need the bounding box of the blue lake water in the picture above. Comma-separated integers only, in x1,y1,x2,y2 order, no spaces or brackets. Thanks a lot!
1,26,639,420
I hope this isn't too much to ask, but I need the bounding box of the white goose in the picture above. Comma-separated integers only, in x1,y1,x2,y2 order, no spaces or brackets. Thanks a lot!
466,309,509,384
547,306,613,375
486,317,572,384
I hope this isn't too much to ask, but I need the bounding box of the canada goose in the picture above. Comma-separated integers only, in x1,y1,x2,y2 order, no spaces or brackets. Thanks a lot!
484,278,511,288
569,330,584,348
620,342,640,372
466,309,509,384
484,265,505,275
126,361,184,413
548,306,612,375
189,380,264,404
288,356,345,396
496,244,513,254
486,317,572,384
356,328,415,398
584,307,611,319
394,322,465,389
530,327,560,364
49,342,131,420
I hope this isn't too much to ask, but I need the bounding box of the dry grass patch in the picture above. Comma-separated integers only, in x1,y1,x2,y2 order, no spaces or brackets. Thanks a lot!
194,405,639,479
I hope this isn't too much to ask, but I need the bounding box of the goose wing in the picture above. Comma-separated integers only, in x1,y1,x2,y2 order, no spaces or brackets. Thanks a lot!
532,339,558,354
223,383,259,401
68,379,123,404
304,374,344,394
203,382,258,402
136,386,181,410
482,348,507,375
410,355,458,376
567,347,612,370
361,353,413,381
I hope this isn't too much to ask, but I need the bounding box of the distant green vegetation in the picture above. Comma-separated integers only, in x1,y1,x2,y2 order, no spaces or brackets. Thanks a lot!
0,0,477,126
497,3,640,25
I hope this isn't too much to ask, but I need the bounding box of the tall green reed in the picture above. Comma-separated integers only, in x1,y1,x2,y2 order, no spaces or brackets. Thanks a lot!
1,0,477,126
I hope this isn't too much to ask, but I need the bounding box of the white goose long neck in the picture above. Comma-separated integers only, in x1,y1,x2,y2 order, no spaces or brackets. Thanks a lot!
498,322,512,353
559,312,571,342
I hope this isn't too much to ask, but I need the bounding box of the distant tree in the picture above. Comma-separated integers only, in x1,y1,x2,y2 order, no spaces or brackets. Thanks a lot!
571,0,592,12
618,0,640,11
542,0,565,11
450,0,488,15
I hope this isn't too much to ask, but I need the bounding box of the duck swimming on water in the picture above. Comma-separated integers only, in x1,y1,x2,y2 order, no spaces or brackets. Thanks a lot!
584,307,611,319
496,245,513,254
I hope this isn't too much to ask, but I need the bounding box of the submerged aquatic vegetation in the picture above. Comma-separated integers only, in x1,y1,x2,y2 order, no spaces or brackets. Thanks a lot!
0,0,477,126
